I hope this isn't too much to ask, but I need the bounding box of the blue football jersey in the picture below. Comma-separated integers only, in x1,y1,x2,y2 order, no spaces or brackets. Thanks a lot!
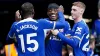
7,11,65,56
88,48,94,56
45,20,71,56
92,19,100,37
57,20,90,56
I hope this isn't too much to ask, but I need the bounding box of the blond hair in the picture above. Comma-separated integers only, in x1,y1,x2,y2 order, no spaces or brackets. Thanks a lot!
72,1,86,10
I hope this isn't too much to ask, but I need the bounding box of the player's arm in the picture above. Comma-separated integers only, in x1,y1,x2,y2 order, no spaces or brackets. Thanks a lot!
44,9,65,41
45,30,52,44
63,21,73,56
39,11,65,29
57,32,79,48
44,11,65,42
53,11,65,29
91,22,96,37
62,21,71,45
51,25,84,48
6,23,16,44
64,21,71,37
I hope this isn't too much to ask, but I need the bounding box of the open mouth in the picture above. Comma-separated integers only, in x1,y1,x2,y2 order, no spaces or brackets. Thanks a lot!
50,14,56,18
51,14,56,17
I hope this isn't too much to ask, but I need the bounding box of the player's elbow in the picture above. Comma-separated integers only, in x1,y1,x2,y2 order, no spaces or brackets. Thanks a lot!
60,22,65,27
60,23,65,29
69,39,78,48
68,42,77,48
72,41,79,48
61,23,65,28
55,22,65,29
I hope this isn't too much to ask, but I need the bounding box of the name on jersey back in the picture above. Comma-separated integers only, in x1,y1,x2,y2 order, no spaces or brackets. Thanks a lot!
16,24,38,32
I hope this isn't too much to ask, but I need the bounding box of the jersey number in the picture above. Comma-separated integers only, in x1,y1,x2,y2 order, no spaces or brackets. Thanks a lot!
18,33,39,52
82,34,89,51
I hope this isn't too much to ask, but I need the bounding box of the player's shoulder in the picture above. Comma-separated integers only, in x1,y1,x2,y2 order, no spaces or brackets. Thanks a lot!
77,20,86,27
43,18,49,20
38,18,48,20
64,21,70,26
11,22,18,27
63,21,70,29
16,18,38,25
94,19,100,23
76,20,88,30
12,22,18,25
37,18,45,21
37,18,50,23
78,20,89,32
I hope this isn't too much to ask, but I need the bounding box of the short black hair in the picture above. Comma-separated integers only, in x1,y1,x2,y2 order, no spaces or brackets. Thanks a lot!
48,3,59,9
21,2,34,17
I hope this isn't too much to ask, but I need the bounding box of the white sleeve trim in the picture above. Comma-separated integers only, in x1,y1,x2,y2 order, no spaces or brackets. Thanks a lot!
65,34,71,36
79,33,86,47
73,36,81,41
9,35,12,38
53,21,56,30
8,34,15,39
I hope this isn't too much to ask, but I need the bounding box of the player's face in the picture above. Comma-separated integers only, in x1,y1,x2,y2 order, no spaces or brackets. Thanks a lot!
47,8,58,21
98,9,100,18
15,10,21,21
71,6,83,19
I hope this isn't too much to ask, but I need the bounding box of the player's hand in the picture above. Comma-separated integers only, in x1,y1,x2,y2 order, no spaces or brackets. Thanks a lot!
58,5,64,13
15,10,21,20
51,30,59,35
46,30,52,36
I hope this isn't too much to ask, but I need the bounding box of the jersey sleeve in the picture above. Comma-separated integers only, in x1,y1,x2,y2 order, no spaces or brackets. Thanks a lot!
64,21,71,36
6,22,16,40
91,21,95,35
57,32,78,48
39,11,65,29
72,24,84,45
74,24,84,38
57,24,84,48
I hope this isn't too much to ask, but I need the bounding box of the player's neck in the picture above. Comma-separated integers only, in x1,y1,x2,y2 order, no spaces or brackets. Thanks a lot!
24,15,33,19
74,16,82,23
16,19,21,22
16,20,20,22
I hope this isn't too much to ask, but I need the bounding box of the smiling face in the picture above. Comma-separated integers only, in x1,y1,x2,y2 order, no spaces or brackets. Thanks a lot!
47,8,58,21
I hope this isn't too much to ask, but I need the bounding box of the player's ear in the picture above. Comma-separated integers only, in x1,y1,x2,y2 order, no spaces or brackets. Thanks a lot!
32,9,35,18
81,9,84,14
32,9,35,14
